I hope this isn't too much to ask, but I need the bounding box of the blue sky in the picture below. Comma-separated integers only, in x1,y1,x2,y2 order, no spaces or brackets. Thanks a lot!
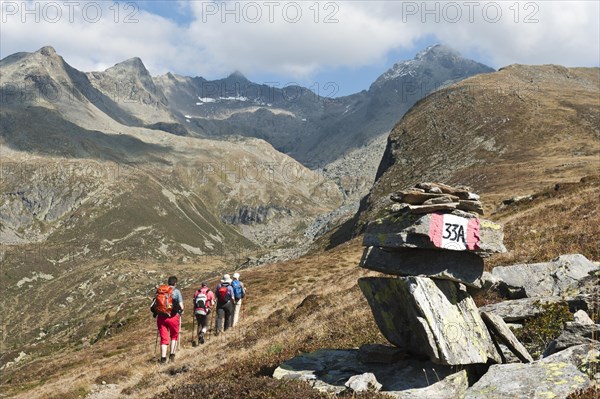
1,1,598,97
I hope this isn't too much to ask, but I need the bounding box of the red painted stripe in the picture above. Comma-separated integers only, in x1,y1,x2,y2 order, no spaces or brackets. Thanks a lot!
428,212,444,248
467,218,481,250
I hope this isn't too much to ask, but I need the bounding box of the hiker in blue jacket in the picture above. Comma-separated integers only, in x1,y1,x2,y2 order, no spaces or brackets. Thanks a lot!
231,272,247,327
214,274,235,335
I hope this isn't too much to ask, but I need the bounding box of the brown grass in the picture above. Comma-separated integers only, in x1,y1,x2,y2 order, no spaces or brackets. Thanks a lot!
486,175,600,268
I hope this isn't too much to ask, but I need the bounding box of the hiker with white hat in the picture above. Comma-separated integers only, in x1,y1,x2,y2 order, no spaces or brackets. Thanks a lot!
231,272,247,327
214,274,235,335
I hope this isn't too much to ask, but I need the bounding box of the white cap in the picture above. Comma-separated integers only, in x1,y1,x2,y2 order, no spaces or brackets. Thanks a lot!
233,272,240,279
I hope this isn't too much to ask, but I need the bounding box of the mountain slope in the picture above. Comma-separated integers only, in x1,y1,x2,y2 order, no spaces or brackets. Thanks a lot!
357,64,600,228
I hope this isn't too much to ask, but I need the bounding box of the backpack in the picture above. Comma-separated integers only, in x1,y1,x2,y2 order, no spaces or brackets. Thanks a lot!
151,285,174,317
217,284,231,304
194,290,209,316
231,280,244,300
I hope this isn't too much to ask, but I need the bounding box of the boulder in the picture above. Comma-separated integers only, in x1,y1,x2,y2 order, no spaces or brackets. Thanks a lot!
273,348,458,394
359,246,484,288
359,277,501,365
464,361,590,399
364,212,506,254
573,309,595,325
479,296,588,322
357,344,405,364
480,311,534,363
344,373,382,393
542,323,600,357
387,370,469,399
490,254,599,298
540,343,599,373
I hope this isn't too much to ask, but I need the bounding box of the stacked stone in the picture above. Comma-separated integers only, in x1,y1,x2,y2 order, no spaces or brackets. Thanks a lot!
358,182,530,366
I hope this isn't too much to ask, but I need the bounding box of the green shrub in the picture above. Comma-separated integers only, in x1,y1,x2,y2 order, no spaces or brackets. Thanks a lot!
512,301,573,359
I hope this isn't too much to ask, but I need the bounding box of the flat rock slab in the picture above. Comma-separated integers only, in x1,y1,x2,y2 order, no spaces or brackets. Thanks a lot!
357,344,406,364
480,297,589,322
364,212,506,254
387,370,468,399
359,276,500,365
359,246,484,288
543,323,600,356
491,254,599,298
464,361,590,399
273,349,457,394
481,311,534,363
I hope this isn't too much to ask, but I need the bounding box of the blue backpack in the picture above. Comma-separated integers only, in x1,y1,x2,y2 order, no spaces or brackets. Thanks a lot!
231,280,244,300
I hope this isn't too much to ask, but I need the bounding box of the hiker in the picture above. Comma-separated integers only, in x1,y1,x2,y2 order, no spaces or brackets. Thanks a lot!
231,272,247,327
214,274,235,335
151,275,184,363
193,282,215,345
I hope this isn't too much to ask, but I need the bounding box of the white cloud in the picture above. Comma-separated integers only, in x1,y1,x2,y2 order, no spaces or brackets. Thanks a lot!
0,0,598,79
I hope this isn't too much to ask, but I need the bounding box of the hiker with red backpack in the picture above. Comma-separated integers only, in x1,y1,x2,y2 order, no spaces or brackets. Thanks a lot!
151,276,184,363
214,274,235,335
193,282,215,345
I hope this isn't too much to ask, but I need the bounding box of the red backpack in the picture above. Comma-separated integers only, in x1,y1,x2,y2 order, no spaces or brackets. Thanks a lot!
217,285,231,304
152,285,174,317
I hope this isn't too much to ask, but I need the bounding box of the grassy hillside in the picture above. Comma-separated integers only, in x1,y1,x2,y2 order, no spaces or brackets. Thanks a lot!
359,65,600,229
2,174,597,398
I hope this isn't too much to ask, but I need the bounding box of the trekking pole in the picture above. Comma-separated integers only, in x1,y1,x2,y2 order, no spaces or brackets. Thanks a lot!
154,329,159,359
177,313,182,351
191,313,196,347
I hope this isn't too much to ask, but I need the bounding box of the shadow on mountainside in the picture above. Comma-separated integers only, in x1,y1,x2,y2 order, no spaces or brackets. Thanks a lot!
0,106,171,163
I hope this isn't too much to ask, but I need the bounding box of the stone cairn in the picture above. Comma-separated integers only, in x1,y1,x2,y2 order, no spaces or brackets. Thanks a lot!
359,182,533,365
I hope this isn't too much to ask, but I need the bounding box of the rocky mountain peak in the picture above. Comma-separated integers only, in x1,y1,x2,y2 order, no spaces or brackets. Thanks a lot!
106,56,151,77
37,45,59,58
371,44,492,89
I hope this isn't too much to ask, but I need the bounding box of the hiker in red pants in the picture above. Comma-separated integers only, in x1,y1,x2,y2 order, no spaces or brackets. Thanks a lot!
151,276,184,363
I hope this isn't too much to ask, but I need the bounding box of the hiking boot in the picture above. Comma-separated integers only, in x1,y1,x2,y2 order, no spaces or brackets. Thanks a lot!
160,357,167,364
199,334,205,344
169,353,175,362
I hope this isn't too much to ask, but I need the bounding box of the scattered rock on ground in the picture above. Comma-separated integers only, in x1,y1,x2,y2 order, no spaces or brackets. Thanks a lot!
479,296,588,322
490,254,599,298
573,309,595,325
344,372,382,393
543,323,600,357
387,370,469,399
464,360,590,399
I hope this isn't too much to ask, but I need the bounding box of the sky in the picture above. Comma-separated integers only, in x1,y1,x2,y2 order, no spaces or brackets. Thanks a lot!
0,0,599,97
